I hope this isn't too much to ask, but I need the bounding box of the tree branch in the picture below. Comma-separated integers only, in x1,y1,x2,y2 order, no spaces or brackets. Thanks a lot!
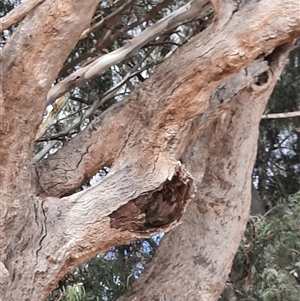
46,0,212,105
1,0,45,31
117,41,291,301
46,0,300,106
57,0,138,77
1,0,100,201
35,94,70,140
34,57,268,197
34,56,154,161
33,163,194,299
79,0,136,40
262,110,300,119
33,141,58,163
34,0,300,198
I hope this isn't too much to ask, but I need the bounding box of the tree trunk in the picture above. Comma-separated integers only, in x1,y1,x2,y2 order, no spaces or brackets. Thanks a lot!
1,1,299,301
117,44,291,301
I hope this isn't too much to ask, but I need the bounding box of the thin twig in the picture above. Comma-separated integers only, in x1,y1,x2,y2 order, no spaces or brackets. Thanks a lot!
262,111,300,119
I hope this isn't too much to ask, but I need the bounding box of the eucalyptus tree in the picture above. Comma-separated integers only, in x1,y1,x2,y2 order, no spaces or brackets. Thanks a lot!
1,0,300,301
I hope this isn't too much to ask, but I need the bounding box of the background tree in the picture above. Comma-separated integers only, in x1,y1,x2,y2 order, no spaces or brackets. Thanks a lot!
1,0,300,301
255,44,300,208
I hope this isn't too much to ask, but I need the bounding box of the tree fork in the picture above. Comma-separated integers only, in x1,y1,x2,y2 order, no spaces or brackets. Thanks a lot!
1,0,300,300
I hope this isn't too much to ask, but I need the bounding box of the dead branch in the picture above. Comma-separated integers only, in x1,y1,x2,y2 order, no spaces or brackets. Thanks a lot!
262,110,300,119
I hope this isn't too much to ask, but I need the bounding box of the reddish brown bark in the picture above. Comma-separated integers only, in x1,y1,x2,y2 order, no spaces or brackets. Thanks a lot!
0,0,299,300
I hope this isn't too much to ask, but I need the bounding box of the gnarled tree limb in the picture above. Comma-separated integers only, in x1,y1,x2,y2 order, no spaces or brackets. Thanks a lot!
35,0,300,198
117,42,292,301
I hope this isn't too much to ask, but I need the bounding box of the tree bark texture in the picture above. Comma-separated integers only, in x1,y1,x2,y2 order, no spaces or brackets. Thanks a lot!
117,44,291,301
0,0,299,301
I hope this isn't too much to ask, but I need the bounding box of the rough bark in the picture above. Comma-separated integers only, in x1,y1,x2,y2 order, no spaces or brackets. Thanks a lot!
1,1,101,300
117,44,291,301
1,0,46,30
1,1,300,301
34,0,300,198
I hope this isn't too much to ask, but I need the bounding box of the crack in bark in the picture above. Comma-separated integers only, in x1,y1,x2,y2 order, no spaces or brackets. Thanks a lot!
76,142,93,169
35,200,47,264
119,127,135,158
33,203,39,226
152,150,161,174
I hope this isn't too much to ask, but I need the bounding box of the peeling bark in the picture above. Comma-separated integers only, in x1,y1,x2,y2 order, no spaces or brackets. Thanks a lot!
46,0,212,105
1,0,300,301
117,44,291,301
34,0,300,198
30,51,282,301
1,1,101,300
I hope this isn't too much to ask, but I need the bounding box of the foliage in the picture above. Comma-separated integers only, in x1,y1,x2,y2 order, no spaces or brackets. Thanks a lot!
0,0,15,17
47,238,159,301
230,192,300,301
254,44,300,209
